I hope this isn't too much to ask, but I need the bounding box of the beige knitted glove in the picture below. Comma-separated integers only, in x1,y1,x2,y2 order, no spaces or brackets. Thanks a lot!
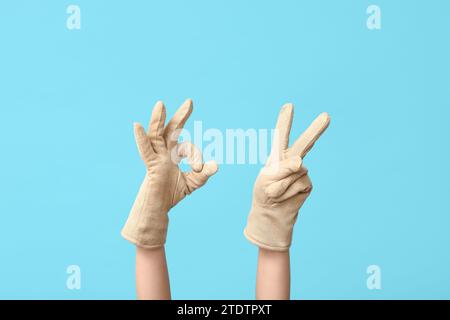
244,103,330,251
121,99,218,248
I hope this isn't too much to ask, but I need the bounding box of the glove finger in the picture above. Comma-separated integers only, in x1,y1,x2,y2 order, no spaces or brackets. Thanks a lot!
289,112,330,158
177,141,203,172
265,171,305,198
262,156,304,180
148,101,167,153
163,99,193,151
273,175,312,203
269,103,294,163
134,122,153,160
184,160,218,193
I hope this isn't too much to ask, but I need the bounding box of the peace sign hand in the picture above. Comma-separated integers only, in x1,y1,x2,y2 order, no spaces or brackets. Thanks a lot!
244,103,330,251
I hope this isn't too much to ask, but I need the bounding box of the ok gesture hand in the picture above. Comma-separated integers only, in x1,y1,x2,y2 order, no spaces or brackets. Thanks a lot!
122,99,218,249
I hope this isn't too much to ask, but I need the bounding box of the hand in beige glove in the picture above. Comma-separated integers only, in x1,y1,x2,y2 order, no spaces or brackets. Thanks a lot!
244,103,330,251
121,99,218,248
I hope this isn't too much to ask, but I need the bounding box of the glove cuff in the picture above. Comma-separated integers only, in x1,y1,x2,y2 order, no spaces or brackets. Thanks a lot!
121,174,170,248
244,204,297,251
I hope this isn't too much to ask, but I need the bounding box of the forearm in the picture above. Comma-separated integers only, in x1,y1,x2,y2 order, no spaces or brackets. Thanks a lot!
256,248,290,300
136,246,171,300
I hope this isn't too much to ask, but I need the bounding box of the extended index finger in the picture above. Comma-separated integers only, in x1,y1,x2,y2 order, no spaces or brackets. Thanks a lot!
269,103,294,161
289,112,330,158
148,101,167,152
163,99,193,150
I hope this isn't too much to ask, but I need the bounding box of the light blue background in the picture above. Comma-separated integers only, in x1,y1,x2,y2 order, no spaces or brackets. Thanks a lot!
0,0,449,299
